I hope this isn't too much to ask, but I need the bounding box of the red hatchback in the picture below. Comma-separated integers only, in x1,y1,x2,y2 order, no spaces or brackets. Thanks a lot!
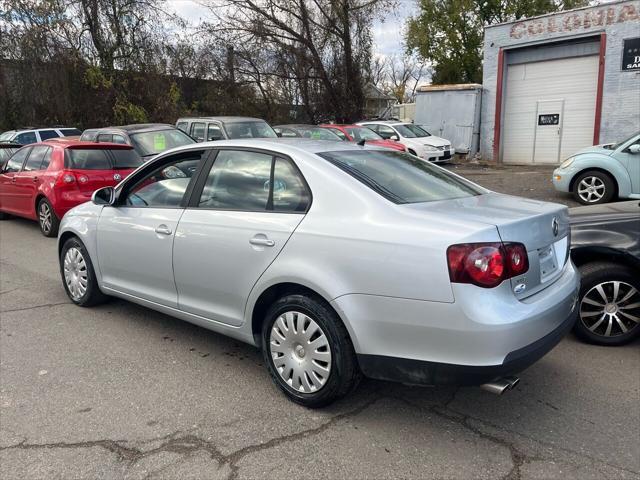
319,124,407,152
0,139,143,237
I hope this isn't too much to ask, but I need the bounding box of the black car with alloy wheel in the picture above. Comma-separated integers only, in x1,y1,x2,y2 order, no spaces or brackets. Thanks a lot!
570,201,640,345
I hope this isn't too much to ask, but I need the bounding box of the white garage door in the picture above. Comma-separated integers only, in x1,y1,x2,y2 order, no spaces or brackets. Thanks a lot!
502,55,599,165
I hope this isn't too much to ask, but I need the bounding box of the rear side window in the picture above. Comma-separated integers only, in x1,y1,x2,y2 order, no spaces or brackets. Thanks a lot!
319,150,482,204
15,132,37,145
97,134,113,143
273,158,310,212
110,149,144,169
176,122,188,133
39,130,59,140
3,147,31,172
65,149,112,170
112,134,127,144
207,124,224,141
81,131,98,141
23,146,51,171
327,128,348,141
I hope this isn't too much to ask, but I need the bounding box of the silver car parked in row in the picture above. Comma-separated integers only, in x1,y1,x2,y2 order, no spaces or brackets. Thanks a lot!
58,139,579,407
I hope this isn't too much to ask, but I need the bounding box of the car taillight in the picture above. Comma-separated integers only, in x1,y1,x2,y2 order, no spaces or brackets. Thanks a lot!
447,242,529,288
55,171,77,187
63,174,75,183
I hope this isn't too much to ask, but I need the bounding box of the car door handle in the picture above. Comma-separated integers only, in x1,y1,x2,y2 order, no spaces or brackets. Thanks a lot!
155,224,172,235
11,177,16,183
249,236,275,247
32,177,38,182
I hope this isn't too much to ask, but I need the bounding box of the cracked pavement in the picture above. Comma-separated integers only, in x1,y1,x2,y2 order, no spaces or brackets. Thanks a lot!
1,171,639,480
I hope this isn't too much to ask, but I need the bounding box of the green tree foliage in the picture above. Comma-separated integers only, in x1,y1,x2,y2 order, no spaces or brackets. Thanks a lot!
406,0,589,84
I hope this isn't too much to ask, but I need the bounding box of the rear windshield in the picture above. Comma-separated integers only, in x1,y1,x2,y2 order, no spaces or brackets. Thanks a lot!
65,148,142,170
129,129,195,157
111,149,144,169
224,121,278,139
319,150,482,204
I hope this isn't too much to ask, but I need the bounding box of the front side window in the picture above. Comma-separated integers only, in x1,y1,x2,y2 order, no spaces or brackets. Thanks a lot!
224,122,277,139
292,126,342,141
372,125,395,139
97,134,113,143
39,130,59,140
124,151,204,207
191,122,205,142
112,134,127,145
326,128,348,141
129,129,195,157
275,127,298,138
23,146,50,171
198,150,272,210
3,147,31,173
15,132,37,145
319,150,482,204
65,149,112,170
207,124,224,141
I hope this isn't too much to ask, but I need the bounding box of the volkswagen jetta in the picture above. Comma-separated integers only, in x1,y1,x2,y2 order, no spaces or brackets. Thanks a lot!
57,139,579,407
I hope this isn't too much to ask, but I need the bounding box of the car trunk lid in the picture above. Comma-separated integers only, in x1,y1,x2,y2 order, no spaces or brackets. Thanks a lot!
403,192,571,299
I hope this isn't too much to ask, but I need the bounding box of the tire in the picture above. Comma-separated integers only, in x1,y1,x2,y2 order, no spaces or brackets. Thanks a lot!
0,210,11,220
572,170,615,205
408,149,417,156
59,237,109,307
261,294,362,408
37,198,60,237
573,262,640,346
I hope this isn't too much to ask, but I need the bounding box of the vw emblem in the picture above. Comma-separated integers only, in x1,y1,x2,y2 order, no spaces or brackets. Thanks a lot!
113,173,122,181
552,217,559,237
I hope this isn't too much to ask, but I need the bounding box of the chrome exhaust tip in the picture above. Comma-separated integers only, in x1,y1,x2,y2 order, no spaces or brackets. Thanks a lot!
480,376,520,395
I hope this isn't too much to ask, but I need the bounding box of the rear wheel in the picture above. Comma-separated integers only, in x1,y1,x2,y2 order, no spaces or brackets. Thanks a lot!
60,237,108,307
262,294,361,408
38,198,60,237
574,262,640,346
572,170,615,205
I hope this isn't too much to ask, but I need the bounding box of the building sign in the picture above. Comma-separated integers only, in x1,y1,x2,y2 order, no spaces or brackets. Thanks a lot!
510,3,639,39
622,37,640,71
538,114,560,126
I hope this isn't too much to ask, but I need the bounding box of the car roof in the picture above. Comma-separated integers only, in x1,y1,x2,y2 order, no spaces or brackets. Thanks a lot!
359,120,407,126
177,116,266,124
156,137,387,157
89,124,176,134
40,138,134,149
275,124,324,129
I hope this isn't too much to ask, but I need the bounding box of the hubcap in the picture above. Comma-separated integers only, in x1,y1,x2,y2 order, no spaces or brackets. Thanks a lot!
580,281,640,337
269,311,332,393
63,247,88,300
577,176,605,203
39,202,52,233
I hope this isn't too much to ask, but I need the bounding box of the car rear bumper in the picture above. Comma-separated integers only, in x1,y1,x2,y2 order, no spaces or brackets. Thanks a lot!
331,260,579,386
356,307,576,385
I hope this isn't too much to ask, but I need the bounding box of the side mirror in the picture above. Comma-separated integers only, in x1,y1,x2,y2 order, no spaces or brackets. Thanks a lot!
275,131,283,138
390,135,399,141
92,186,115,206
628,144,640,154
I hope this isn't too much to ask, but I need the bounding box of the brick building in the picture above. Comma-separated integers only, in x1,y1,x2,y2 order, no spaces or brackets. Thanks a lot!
480,0,640,164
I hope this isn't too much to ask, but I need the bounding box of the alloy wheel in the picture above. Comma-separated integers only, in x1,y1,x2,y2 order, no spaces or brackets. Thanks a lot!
577,176,605,203
63,247,88,301
39,202,52,233
269,311,332,393
580,281,640,337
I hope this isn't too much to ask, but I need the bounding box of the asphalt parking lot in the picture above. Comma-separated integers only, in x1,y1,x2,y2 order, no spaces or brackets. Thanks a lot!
1,165,638,479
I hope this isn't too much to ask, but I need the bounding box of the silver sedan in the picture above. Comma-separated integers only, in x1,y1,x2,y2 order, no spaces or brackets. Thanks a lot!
58,139,579,407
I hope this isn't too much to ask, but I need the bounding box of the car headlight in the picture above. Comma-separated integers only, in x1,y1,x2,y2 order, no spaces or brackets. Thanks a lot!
424,145,439,152
559,157,575,169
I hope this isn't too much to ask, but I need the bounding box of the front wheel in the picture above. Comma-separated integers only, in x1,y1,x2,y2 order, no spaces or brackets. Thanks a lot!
574,262,640,346
38,198,60,237
60,237,108,307
572,170,615,205
262,294,361,408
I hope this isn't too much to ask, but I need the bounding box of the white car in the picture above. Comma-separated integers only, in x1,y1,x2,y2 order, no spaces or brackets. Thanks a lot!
357,121,452,162
0,127,81,145
58,139,578,407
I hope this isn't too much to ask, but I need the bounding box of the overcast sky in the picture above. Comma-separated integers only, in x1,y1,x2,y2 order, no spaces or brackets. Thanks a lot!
166,0,415,58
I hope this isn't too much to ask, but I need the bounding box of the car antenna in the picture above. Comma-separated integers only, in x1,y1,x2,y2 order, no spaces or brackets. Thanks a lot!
357,139,366,146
